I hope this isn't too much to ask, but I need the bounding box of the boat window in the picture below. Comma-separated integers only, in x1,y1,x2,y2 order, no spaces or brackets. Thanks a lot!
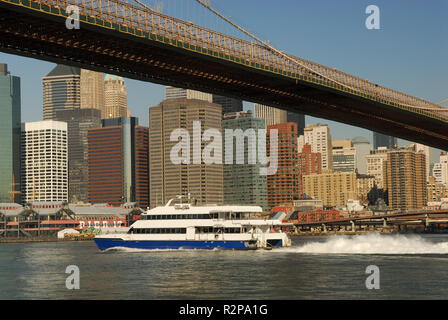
130,228,187,234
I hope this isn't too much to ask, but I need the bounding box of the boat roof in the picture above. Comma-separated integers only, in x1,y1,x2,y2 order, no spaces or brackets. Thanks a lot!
146,204,263,215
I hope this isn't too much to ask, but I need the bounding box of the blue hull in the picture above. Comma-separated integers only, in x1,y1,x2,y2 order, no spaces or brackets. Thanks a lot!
94,238,259,251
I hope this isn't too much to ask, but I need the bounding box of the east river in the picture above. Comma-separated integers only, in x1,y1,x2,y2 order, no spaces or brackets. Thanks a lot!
1,233,448,299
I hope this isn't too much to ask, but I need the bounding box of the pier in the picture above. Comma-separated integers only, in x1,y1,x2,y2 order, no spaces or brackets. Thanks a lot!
289,209,448,234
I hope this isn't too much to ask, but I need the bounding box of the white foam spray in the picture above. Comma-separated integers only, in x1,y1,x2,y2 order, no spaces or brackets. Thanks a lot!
278,233,448,255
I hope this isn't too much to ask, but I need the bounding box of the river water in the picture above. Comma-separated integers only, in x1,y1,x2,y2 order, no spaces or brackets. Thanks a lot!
1,233,448,299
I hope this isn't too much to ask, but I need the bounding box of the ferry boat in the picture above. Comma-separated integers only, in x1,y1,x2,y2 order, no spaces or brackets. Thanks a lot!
94,196,291,251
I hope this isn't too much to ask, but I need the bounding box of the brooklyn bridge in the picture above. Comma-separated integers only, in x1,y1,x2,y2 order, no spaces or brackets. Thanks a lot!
0,0,447,149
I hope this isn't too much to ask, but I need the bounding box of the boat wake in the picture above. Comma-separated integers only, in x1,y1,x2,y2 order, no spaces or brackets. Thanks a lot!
277,233,448,255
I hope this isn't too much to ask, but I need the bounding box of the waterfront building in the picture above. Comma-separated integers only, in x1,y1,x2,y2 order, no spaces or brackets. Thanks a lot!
212,95,243,115
0,64,21,203
298,144,321,197
55,108,101,203
42,64,80,120
0,202,142,238
80,69,105,116
384,147,427,211
253,104,287,126
332,140,356,173
427,176,447,203
88,117,149,208
366,147,388,189
298,124,333,171
21,120,68,203
352,136,371,175
104,75,130,119
302,171,357,207
373,132,397,149
149,98,223,207
266,122,299,209
165,86,213,102
222,111,268,211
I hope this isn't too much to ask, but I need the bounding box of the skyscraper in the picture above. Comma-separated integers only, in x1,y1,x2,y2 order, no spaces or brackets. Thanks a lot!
21,120,68,202
303,171,358,207
287,111,305,135
267,122,299,209
373,132,397,149
332,140,356,173
42,64,80,120
88,117,149,207
384,147,426,211
165,86,213,102
408,142,432,182
254,104,287,126
104,75,130,119
222,111,268,210
427,176,447,202
80,69,105,115
433,152,448,186
298,144,321,197
352,136,371,174
298,124,333,171
55,108,102,203
212,95,243,115
366,147,388,189
0,64,21,203
149,98,223,207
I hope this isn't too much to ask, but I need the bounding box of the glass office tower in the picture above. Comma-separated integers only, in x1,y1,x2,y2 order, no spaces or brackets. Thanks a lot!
0,64,21,203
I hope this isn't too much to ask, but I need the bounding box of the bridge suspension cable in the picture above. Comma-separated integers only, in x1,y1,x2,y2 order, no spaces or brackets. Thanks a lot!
128,0,447,115
437,98,448,106
195,0,447,114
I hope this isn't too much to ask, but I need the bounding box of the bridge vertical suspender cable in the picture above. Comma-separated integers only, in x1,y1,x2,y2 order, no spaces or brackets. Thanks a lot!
194,0,448,113
131,0,447,114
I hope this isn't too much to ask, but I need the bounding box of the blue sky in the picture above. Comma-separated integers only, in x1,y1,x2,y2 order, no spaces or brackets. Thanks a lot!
0,0,446,157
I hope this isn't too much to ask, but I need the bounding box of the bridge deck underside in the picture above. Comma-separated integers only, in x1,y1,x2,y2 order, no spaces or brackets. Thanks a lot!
0,4,447,150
